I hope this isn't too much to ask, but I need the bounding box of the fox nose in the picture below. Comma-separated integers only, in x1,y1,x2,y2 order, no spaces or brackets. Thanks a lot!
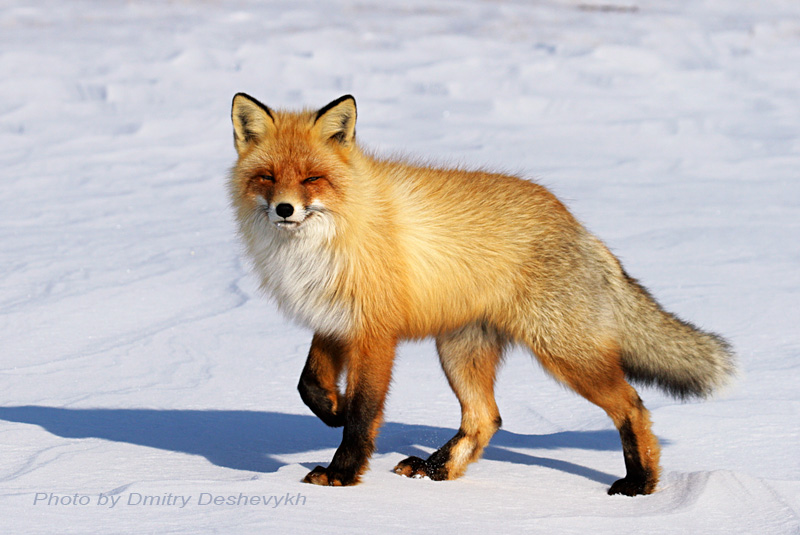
275,203,294,218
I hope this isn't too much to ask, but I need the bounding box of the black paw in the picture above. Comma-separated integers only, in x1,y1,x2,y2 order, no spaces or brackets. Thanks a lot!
302,465,359,486
608,476,654,496
393,456,448,481
298,379,345,427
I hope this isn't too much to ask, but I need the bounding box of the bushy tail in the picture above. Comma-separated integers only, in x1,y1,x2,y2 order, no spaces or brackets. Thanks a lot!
615,273,736,400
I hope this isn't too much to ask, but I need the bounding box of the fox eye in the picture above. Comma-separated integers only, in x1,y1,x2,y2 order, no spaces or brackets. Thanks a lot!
303,176,323,184
255,174,275,183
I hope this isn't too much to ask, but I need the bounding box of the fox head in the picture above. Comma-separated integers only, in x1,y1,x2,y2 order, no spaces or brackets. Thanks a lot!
229,93,357,233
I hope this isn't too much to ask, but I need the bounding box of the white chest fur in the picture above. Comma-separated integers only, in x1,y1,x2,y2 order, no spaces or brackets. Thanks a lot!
242,213,354,337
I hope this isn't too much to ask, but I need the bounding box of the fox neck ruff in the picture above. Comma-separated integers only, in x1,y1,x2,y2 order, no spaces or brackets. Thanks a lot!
240,206,355,337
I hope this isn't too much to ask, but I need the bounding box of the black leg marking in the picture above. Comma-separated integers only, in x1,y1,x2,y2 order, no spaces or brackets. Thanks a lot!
304,387,384,486
298,365,344,428
608,419,654,496
394,429,467,480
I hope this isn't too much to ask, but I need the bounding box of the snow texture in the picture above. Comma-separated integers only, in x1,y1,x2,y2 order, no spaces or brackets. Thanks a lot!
1,0,799,533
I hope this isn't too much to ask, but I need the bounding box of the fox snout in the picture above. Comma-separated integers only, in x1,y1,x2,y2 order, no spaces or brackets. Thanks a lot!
269,200,306,229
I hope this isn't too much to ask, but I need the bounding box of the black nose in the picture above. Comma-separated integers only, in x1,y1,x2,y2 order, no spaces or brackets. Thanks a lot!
275,203,294,218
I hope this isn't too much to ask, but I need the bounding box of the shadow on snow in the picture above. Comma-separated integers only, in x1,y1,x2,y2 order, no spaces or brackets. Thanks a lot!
0,406,643,485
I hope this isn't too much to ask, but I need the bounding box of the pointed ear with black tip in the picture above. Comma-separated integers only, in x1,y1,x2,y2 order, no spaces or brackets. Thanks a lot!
231,93,276,155
313,95,357,146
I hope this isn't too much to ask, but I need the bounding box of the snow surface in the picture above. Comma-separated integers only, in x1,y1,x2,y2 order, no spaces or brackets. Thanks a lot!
2,0,799,533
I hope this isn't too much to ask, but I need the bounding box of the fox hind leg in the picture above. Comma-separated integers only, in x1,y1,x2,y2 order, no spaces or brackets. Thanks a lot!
394,322,506,480
533,339,661,495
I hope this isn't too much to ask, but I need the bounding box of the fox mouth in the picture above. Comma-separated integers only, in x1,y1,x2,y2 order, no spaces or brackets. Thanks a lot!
261,204,325,231
258,204,304,230
274,220,301,230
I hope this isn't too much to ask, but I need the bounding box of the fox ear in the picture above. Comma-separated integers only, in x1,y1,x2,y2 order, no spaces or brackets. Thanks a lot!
231,93,276,155
314,95,357,146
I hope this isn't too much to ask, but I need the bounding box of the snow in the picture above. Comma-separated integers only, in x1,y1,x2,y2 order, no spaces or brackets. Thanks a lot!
1,0,799,533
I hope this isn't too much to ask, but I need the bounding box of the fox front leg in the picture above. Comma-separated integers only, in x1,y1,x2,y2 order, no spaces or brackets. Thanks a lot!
394,322,505,481
298,333,347,428
303,335,396,486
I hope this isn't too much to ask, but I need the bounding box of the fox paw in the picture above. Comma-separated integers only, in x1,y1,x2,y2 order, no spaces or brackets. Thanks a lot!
393,456,429,478
298,380,345,428
302,465,357,486
608,476,655,496
393,456,448,481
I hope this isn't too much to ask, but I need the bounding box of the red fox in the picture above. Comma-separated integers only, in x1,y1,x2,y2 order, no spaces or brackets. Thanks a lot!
228,93,735,496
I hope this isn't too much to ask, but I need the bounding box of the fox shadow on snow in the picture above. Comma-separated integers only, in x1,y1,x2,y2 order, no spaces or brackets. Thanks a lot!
0,406,647,486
